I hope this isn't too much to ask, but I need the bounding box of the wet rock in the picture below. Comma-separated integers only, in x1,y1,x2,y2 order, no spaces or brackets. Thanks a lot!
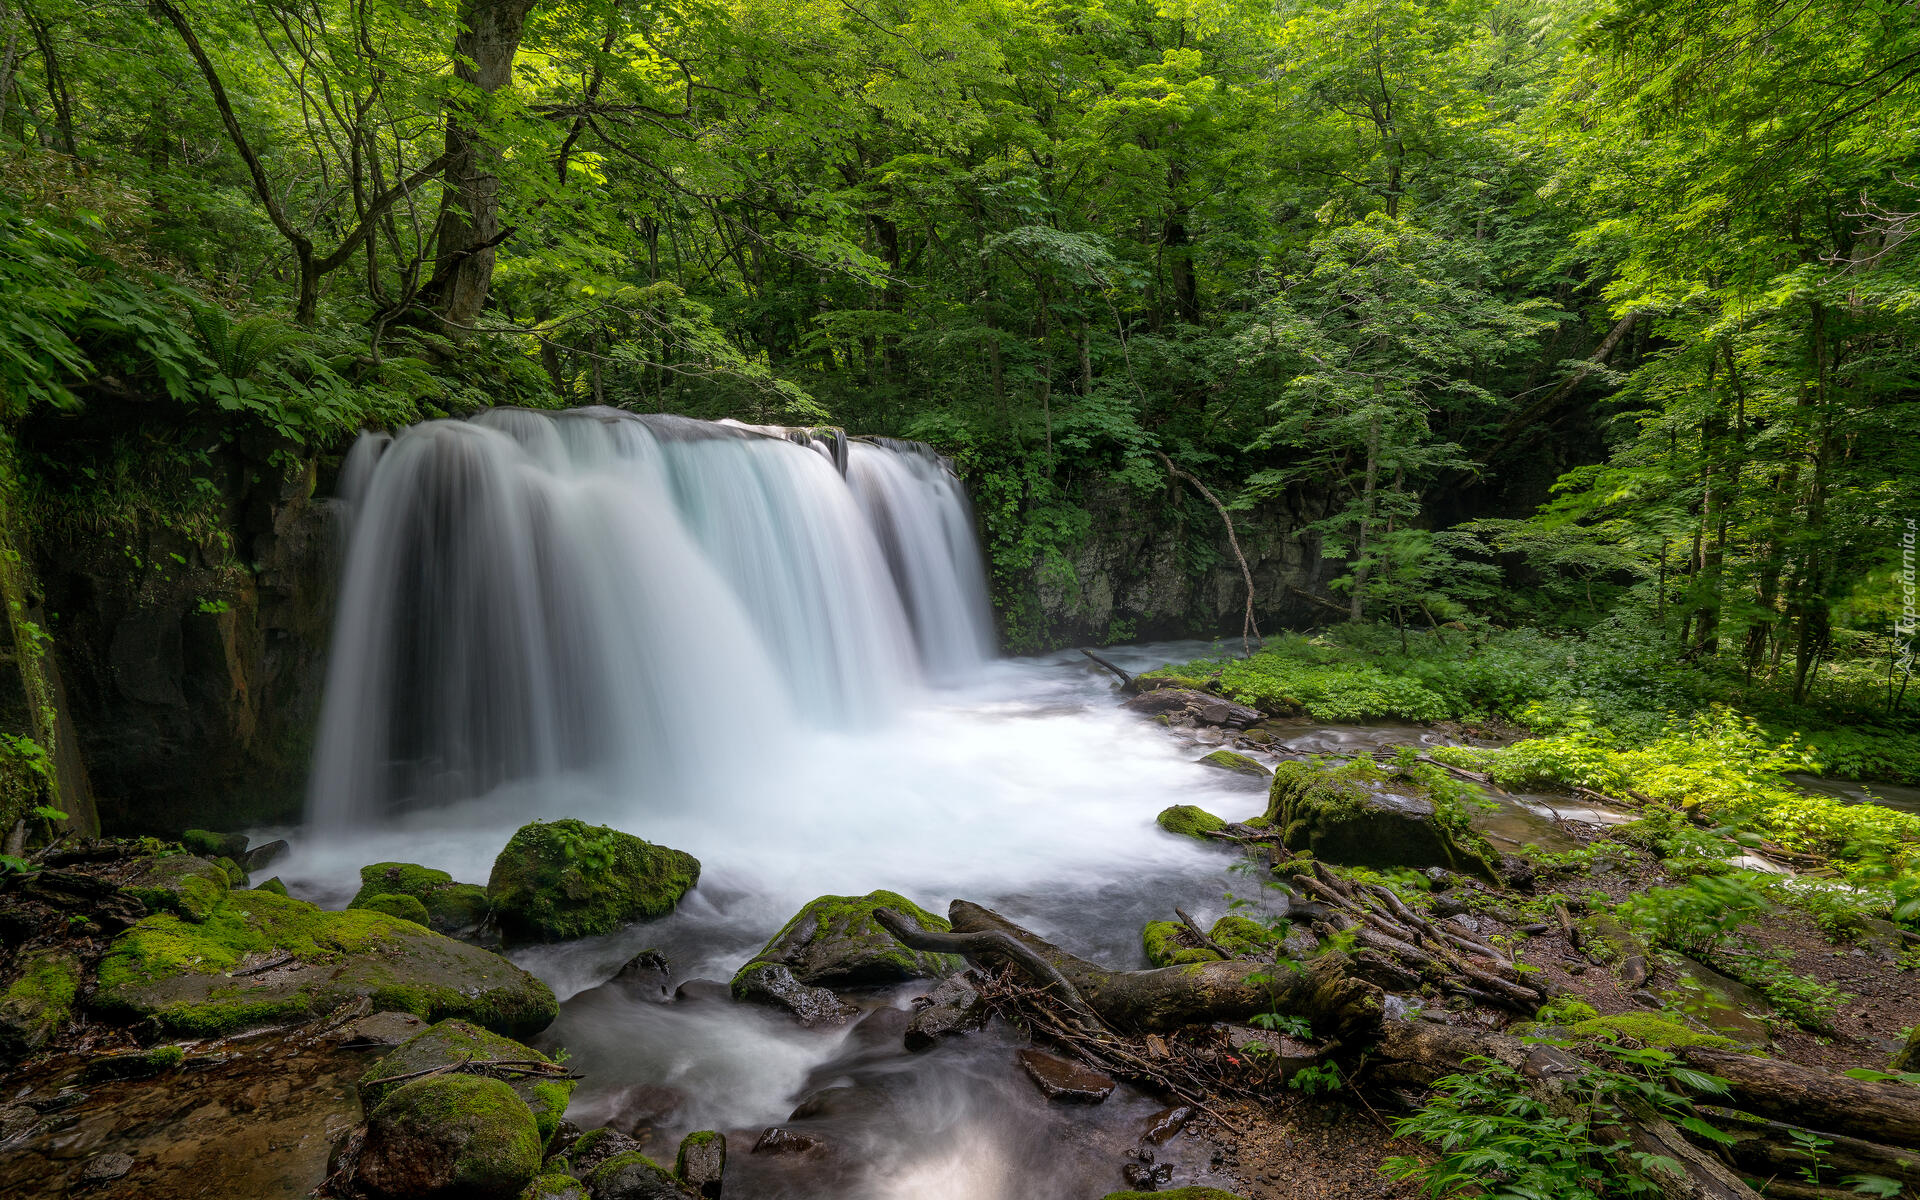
1494,853,1537,891
1140,1105,1193,1145
730,963,857,1027
1194,726,1226,746
522,1174,589,1200
1666,957,1773,1047
788,1085,865,1120
0,1103,41,1145
673,979,730,1004
1423,867,1459,890
242,838,289,873
81,1045,185,1082
609,951,673,1002
337,1011,429,1049
0,946,81,1063
1156,805,1227,841
77,1151,134,1185
182,829,251,862
352,863,492,935
21,1088,87,1113
487,821,699,944
674,1131,725,1199
1265,760,1499,879
585,1150,693,1199
358,1074,542,1200
846,1004,913,1055
1017,1048,1115,1103
360,1019,574,1143
733,890,959,989
1279,925,1320,959
94,889,557,1038
1126,689,1263,729
905,976,989,1050
571,1128,644,1176
1122,1160,1174,1189
1199,749,1270,779
752,1127,826,1155
119,853,230,921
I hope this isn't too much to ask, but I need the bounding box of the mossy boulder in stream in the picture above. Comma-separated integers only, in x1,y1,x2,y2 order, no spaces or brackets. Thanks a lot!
0,946,82,1063
356,893,432,927
487,820,699,943
584,1150,690,1200
1156,805,1226,841
95,889,557,1037
356,1073,543,1200
360,1019,574,1143
1198,749,1270,778
732,890,960,989
120,853,231,921
352,862,490,934
1264,759,1498,880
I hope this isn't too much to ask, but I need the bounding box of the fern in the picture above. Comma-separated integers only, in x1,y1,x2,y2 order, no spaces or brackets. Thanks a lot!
191,308,307,380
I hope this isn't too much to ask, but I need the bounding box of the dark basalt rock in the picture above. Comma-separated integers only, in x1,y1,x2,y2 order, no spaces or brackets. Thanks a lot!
674,1131,725,1199
583,1150,692,1200
356,1074,542,1200
752,1128,826,1155
1125,689,1263,729
243,839,290,873
732,891,958,990
905,975,989,1050
336,1011,429,1049
729,963,856,1028
570,1129,644,1177
1017,1048,1115,1103
78,1152,134,1185
609,950,673,1002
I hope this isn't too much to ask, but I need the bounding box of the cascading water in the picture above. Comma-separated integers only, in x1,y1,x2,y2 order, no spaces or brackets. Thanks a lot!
307,407,992,828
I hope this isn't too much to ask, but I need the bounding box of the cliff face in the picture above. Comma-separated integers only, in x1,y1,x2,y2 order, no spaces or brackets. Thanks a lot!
36,452,336,835
1008,476,1341,650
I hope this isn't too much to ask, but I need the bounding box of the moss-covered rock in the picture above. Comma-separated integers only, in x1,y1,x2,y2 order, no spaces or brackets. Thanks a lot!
1210,914,1281,958
1141,921,1221,967
253,876,289,896
486,821,699,944
1156,805,1226,841
731,890,958,989
353,863,492,934
355,893,433,927
0,947,81,1062
120,853,230,921
1264,760,1498,880
586,1149,692,1200
1198,749,1271,778
674,1130,725,1199
182,829,250,861
730,962,858,1026
1893,1024,1919,1073
356,1073,543,1200
214,856,249,887
95,889,557,1038
360,1019,574,1144
520,1174,587,1200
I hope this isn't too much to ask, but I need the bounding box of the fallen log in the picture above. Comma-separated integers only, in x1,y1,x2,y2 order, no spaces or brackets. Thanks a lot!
1681,1048,1920,1149
1696,1106,1920,1193
1080,648,1135,690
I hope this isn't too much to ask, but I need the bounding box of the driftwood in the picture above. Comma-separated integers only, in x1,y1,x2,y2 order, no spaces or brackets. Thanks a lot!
1080,648,1135,689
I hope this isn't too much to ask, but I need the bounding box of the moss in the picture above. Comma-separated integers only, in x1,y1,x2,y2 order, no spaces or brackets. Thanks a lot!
1564,1013,1738,1050
1199,749,1270,777
253,876,288,896
121,853,230,922
519,1173,587,1200
427,883,490,931
1265,759,1499,880
368,1074,542,1194
360,1018,572,1143
1142,920,1221,967
731,890,959,988
585,1150,679,1196
354,892,432,927
1156,805,1226,841
676,1130,723,1166
0,947,81,1058
487,820,700,943
569,1127,624,1163
215,856,248,886
352,863,492,933
182,829,248,860
352,862,456,906
1533,997,1600,1025
1210,914,1280,957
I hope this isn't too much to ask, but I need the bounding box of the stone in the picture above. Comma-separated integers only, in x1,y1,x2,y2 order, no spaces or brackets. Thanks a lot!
1125,688,1263,728
1140,1106,1193,1144
905,975,990,1050
1279,924,1320,959
337,1011,429,1049
752,1128,826,1155
585,1151,694,1199
360,1019,574,1143
1016,1048,1114,1103
357,1074,543,1200
731,890,959,990
570,1128,644,1176
487,821,699,944
243,838,290,873
729,963,856,1027
609,950,673,1002
1155,805,1227,841
1265,760,1499,880
78,1152,135,1184
1198,749,1271,778
1224,1026,1328,1082
0,1103,41,1145
94,888,557,1038
521,1175,589,1200
357,893,433,927
119,853,230,921
352,863,492,935
674,1131,725,1199
182,829,250,862
253,876,289,895
0,946,81,1063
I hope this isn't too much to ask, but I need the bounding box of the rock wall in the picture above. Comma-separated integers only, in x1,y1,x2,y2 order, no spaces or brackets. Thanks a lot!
1009,475,1342,650
36,453,337,835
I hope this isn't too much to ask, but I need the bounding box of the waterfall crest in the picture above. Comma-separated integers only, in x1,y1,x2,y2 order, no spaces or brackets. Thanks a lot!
308,407,994,828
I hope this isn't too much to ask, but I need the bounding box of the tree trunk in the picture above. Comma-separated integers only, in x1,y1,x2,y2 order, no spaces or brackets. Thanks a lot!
425,0,540,332
1349,413,1381,621
1681,1047,1920,1149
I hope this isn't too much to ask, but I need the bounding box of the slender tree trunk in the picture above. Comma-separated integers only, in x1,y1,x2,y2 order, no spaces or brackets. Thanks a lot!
1349,412,1381,622
1696,355,1725,657
22,0,75,156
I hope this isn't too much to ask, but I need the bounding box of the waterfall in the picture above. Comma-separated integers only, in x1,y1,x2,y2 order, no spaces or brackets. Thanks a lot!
307,407,995,828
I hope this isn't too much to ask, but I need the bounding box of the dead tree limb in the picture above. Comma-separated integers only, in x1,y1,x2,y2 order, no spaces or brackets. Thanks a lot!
1155,450,1260,653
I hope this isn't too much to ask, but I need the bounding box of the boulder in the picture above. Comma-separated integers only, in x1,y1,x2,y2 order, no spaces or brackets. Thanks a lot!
729,963,856,1027
357,1074,543,1200
338,1011,429,1049
733,890,958,990
752,1128,826,1155
487,821,699,943
674,1131,725,1199
584,1150,693,1199
357,893,432,927
1265,760,1498,879
1017,1048,1114,1103
1199,749,1270,778
1125,689,1263,728
182,829,250,862
353,862,492,935
119,853,230,921
607,950,673,1002
571,1128,644,1176
1155,805,1226,841
254,876,289,896
360,1019,574,1143
904,975,989,1050
0,947,81,1063
243,838,290,873
522,1175,589,1200
94,889,557,1037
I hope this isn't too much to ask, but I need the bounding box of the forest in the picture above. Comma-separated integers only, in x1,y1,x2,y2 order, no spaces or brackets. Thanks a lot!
1,0,1919,1197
